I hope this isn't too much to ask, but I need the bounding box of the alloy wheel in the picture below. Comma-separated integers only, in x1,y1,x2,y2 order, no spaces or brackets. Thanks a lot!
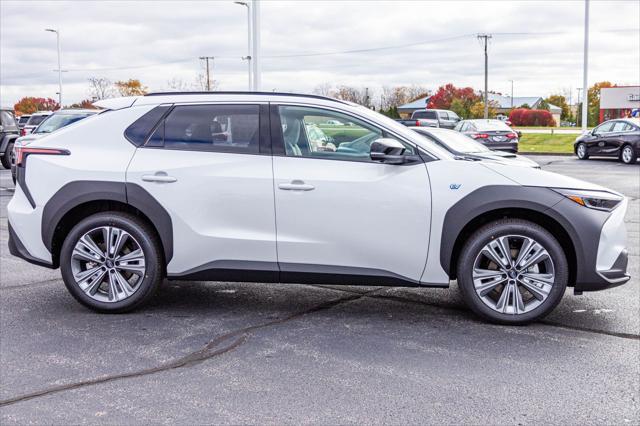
577,143,586,158
472,235,555,315
70,226,146,303
622,146,633,163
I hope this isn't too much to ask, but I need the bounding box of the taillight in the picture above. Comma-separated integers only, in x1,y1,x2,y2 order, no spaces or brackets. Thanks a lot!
471,133,489,139
20,128,26,136
506,133,517,139
415,120,421,126
15,147,70,167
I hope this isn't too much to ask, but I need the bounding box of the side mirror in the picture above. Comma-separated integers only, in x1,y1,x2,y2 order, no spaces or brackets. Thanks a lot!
370,138,411,165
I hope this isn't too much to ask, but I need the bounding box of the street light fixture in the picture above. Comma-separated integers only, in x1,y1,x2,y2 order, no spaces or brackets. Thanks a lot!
45,28,62,108
234,1,252,91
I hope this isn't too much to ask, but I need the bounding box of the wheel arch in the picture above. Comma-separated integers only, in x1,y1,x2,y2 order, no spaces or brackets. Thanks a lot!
440,186,577,285
42,181,173,268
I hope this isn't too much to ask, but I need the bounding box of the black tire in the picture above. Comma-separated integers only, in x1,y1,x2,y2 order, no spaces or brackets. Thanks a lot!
60,212,163,313
576,142,589,160
0,142,13,169
456,219,568,325
619,144,637,164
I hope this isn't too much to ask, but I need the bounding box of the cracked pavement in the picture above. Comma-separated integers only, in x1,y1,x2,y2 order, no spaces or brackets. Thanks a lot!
1,156,638,424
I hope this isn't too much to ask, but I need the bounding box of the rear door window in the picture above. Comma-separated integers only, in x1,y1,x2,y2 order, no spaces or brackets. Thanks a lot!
153,104,260,154
413,110,437,119
611,121,627,132
438,111,449,120
27,115,49,126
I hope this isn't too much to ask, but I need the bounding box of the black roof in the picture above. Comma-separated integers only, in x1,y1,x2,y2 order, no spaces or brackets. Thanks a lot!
144,91,348,104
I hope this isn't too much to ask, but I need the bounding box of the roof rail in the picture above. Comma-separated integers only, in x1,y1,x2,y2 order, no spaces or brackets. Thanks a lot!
144,91,348,104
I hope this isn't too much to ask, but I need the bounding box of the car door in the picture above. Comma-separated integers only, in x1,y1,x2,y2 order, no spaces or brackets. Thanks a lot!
606,121,628,155
588,122,614,155
438,111,453,129
126,103,278,278
270,104,431,284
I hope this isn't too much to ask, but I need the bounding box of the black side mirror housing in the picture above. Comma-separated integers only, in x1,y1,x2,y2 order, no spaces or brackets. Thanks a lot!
370,138,418,165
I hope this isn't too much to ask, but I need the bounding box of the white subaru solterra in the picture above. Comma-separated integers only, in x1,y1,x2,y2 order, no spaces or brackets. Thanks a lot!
8,92,629,324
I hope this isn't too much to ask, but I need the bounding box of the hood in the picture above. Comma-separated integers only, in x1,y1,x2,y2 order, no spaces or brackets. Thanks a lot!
481,162,611,192
477,151,539,168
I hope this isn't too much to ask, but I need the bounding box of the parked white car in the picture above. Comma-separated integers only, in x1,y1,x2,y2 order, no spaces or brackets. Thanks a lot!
20,111,52,136
8,92,629,324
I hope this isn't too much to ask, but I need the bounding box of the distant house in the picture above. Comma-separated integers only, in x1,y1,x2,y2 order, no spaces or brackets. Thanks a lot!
397,96,430,118
489,93,562,126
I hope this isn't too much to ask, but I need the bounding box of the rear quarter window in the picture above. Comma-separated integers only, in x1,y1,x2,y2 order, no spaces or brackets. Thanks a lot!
124,105,171,146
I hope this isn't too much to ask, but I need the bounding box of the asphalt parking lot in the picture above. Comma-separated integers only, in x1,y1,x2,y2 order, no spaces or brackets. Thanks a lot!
0,156,638,424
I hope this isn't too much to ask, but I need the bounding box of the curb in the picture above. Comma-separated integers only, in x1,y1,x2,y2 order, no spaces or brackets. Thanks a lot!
519,152,574,157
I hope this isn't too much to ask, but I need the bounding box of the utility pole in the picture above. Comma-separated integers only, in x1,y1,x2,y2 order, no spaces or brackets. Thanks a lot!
478,34,492,118
199,56,215,91
581,0,590,130
509,79,514,109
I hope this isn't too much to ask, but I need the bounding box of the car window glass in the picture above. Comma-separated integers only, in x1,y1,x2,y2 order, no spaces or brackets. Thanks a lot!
160,104,259,153
623,123,635,132
1,111,16,126
27,115,48,126
18,116,30,125
449,111,460,120
413,110,437,119
438,111,449,120
611,121,627,132
595,122,613,133
278,105,414,162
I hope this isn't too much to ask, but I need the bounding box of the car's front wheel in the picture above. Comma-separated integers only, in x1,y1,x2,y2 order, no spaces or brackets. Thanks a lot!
60,212,163,313
1,142,14,169
576,142,589,160
620,144,637,164
456,219,568,324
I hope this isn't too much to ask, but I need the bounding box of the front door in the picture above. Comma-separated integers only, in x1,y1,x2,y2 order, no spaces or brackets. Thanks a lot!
126,103,277,278
271,104,431,284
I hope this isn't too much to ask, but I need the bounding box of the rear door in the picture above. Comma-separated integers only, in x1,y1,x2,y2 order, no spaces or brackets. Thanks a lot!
126,103,278,278
270,104,431,284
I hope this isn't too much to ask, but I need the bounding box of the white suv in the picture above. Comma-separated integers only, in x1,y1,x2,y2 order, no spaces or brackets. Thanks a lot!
7,92,630,324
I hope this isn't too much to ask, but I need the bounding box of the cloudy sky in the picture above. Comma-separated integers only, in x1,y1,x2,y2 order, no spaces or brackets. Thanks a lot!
1,0,638,107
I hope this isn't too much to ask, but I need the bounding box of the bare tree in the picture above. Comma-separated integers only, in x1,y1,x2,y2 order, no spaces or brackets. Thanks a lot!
407,84,430,102
332,85,371,106
166,78,193,92
313,82,333,97
87,77,114,100
194,72,219,91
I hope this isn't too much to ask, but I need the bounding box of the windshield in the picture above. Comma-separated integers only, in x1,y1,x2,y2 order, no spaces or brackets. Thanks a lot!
34,113,92,134
415,129,490,153
27,115,49,126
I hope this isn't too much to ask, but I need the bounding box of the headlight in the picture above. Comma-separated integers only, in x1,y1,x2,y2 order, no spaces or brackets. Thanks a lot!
553,188,623,212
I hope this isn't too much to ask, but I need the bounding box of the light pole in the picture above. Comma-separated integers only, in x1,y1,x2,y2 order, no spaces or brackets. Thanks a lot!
478,34,492,118
234,1,252,90
251,0,261,91
581,0,590,131
45,28,62,107
509,79,514,109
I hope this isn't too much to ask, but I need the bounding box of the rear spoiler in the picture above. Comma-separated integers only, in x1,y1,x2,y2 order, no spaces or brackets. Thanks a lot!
92,96,139,110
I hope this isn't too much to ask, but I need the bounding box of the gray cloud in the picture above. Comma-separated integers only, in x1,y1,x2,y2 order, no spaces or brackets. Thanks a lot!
0,0,638,107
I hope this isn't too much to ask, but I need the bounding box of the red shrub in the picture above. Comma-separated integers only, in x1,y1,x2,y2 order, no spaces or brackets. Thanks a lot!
509,108,555,126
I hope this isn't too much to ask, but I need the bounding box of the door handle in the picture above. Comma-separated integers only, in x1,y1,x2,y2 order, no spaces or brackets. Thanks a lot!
142,172,177,183
278,180,315,191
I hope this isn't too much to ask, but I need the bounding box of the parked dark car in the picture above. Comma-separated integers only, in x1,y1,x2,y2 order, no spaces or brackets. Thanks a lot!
0,109,20,169
411,127,539,168
574,118,639,164
454,119,519,153
396,109,460,129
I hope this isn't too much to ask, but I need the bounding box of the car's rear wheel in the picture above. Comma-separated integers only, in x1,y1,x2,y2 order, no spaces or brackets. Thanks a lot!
456,219,568,324
1,142,13,169
60,212,163,313
620,145,637,164
576,142,589,160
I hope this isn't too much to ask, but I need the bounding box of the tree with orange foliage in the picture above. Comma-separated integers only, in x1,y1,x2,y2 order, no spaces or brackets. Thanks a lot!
13,97,59,115
114,79,148,97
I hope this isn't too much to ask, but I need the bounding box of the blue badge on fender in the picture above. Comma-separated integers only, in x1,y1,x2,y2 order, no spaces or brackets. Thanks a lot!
449,183,462,190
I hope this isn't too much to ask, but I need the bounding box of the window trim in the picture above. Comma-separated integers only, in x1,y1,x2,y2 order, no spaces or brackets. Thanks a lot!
269,102,428,165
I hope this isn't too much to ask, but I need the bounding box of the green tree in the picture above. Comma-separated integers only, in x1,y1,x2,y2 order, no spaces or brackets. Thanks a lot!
449,98,467,119
587,81,613,126
546,94,571,121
